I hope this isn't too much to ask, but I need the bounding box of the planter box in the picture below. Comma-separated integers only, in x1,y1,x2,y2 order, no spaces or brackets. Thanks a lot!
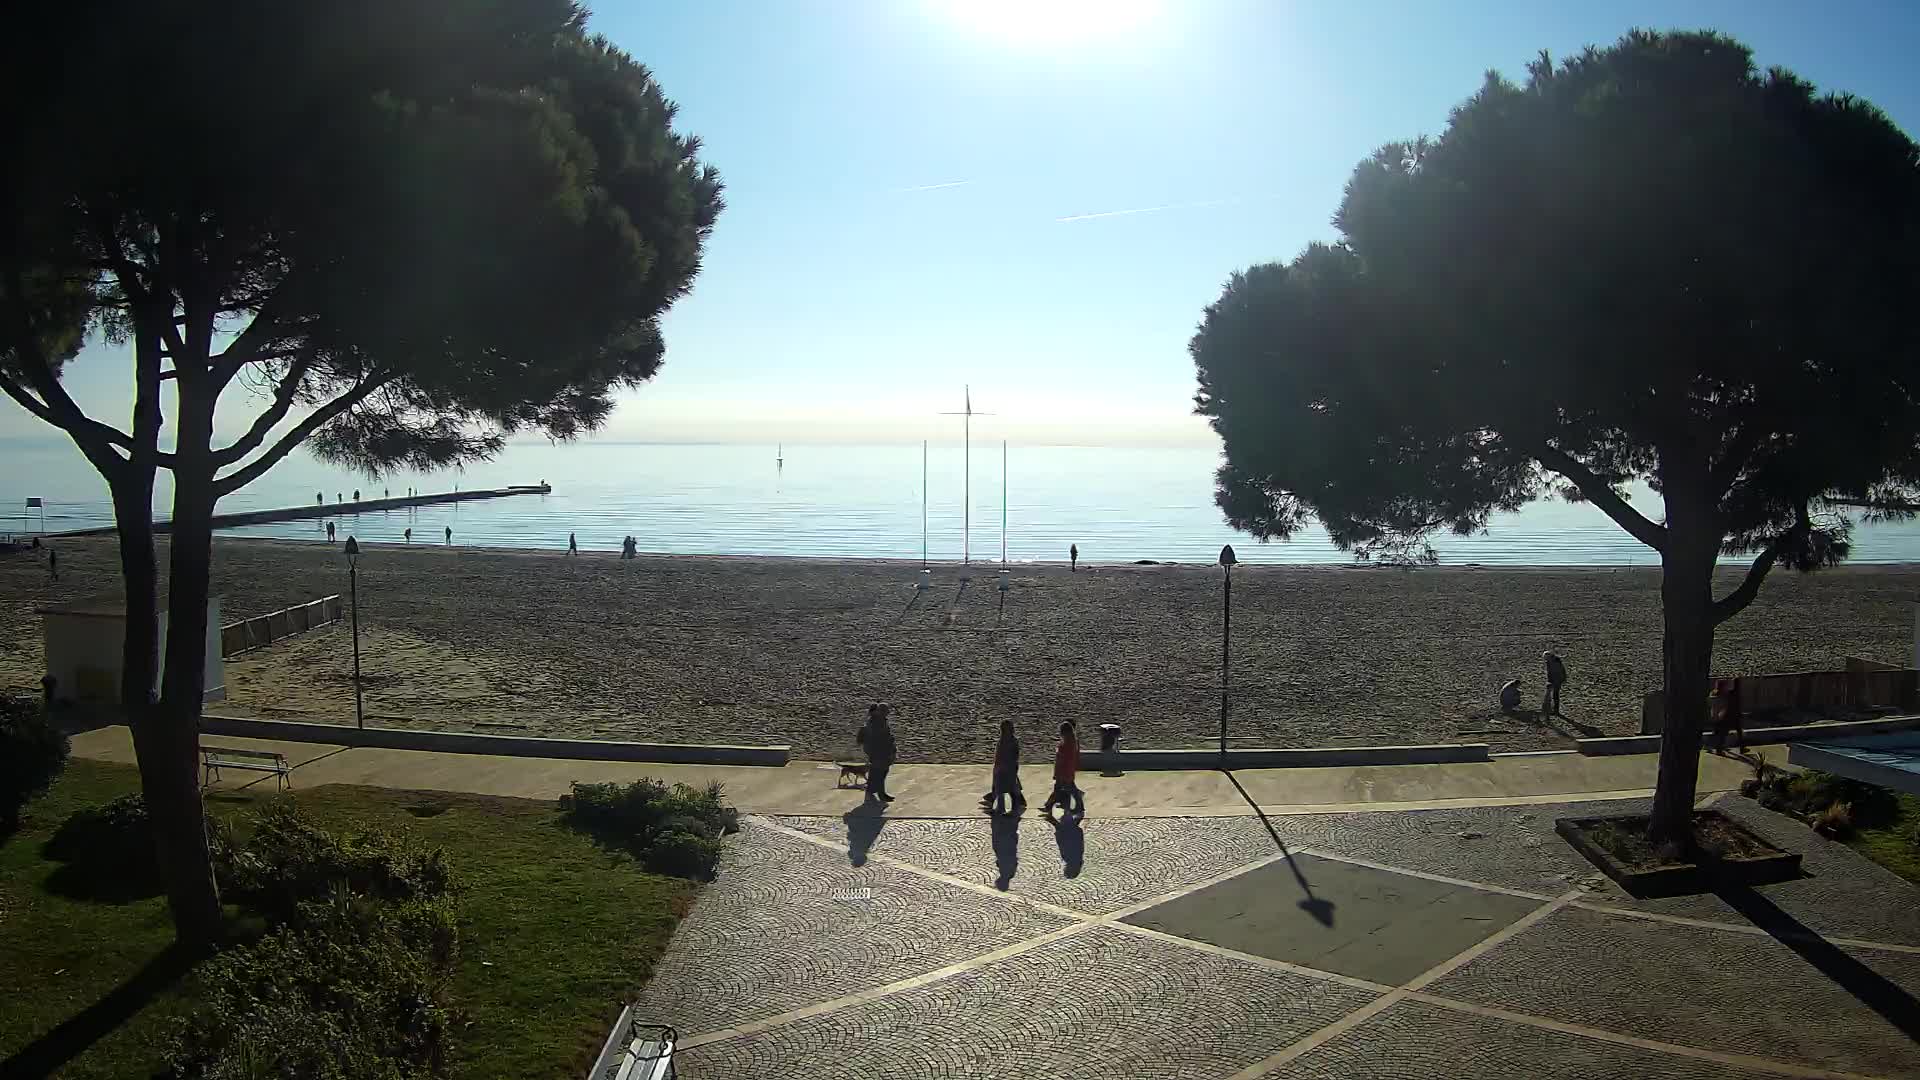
1556,810,1802,898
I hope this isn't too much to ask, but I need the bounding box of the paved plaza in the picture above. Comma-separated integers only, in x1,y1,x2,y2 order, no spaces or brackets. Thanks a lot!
641,796,1920,1080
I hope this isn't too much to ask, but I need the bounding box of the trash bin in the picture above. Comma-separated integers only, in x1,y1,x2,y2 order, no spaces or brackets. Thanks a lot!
1098,723,1122,754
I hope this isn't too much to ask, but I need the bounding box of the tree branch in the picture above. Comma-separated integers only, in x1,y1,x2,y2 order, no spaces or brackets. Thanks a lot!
213,373,392,497
211,354,313,466
1531,442,1667,552
1711,507,1810,626
1709,422,1764,496
0,369,128,480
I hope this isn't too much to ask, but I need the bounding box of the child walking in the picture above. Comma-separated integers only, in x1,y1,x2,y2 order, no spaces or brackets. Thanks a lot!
1040,721,1083,818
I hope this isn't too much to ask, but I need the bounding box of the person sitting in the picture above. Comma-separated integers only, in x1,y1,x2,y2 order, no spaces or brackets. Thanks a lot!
1499,678,1522,714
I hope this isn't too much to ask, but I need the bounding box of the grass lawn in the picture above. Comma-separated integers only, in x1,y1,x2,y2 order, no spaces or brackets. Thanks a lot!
0,759,695,1079
1847,791,1920,886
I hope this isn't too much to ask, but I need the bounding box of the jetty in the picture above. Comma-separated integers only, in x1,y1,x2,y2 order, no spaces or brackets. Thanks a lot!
53,484,551,537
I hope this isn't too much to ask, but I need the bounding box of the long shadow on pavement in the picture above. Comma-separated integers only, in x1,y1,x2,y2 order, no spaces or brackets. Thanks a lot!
990,814,1019,890
0,943,196,1080
1225,770,1335,927
1716,883,1920,1042
1050,815,1084,878
843,804,886,867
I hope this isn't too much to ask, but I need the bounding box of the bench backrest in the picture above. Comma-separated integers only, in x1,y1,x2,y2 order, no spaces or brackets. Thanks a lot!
201,745,287,765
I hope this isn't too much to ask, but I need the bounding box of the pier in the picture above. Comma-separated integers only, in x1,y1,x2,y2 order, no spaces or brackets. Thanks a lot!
53,484,551,537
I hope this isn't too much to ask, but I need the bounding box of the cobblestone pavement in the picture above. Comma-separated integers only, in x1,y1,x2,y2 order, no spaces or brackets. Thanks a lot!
646,800,1920,1080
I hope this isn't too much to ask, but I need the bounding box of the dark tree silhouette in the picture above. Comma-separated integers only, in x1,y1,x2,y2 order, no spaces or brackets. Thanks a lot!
0,0,722,943
1191,30,1920,842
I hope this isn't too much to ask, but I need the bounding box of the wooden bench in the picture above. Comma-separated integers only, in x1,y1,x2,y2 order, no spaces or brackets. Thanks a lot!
587,1006,676,1080
200,745,292,792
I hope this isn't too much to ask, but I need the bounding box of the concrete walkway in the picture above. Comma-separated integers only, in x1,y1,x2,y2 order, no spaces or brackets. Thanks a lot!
71,726,1767,818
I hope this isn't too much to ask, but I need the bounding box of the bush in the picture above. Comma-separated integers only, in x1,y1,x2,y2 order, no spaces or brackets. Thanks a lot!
224,800,453,924
563,779,736,878
1744,767,1900,833
1812,800,1855,839
0,695,68,827
168,894,458,1079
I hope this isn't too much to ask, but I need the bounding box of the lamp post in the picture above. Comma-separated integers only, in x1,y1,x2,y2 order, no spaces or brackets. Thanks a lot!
1218,544,1237,763
344,536,364,730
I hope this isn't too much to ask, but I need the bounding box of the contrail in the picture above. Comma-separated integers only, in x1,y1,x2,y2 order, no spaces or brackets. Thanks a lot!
1055,197,1237,223
896,180,972,192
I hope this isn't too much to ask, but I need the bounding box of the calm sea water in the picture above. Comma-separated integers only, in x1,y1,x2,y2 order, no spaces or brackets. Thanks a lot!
4,437,1919,566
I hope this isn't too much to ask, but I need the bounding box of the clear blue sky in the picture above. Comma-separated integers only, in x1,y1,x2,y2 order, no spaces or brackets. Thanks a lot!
12,0,1919,448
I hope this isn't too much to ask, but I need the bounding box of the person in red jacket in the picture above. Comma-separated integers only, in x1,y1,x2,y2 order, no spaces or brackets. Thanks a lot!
1040,721,1083,819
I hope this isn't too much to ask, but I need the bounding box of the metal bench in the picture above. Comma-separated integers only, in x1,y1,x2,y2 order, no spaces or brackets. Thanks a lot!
587,1006,675,1080
200,745,292,792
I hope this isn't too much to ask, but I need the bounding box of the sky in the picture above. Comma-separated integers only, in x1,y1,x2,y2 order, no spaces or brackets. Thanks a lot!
8,0,1919,450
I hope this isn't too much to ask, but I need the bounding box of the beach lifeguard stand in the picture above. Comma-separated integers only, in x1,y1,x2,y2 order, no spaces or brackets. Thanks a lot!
38,594,226,706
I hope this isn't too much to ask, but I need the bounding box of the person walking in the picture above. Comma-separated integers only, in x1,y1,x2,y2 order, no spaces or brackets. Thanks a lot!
982,719,1025,816
857,703,896,802
1543,650,1567,717
1070,543,1078,572
47,546,58,583
325,521,336,543
444,525,452,545
1040,721,1083,818
353,489,360,502
568,532,578,556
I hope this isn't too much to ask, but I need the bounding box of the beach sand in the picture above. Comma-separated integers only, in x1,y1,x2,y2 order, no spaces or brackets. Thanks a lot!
2,536,1916,761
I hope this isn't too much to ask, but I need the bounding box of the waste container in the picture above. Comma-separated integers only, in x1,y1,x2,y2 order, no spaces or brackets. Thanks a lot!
1098,723,1122,754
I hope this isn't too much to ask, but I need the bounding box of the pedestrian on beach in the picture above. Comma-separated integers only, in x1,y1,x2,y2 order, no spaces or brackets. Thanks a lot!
444,525,452,545
1543,651,1567,716
1070,544,1078,572
316,492,323,506
47,546,58,582
325,521,336,543
982,719,1026,816
337,492,343,503
1499,678,1522,715
403,527,412,544
1040,721,1083,818
384,488,389,499
1711,677,1745,749
353,489,360,502
856,703,896,802
568,532,578,556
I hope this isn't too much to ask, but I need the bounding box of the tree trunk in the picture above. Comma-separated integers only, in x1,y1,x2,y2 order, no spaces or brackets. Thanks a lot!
1648,537,1717,845
112,469,223,947
151,387,224,947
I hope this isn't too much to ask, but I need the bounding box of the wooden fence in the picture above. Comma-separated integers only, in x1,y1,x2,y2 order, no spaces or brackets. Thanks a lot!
219,595,343,658
1641,661,1920,733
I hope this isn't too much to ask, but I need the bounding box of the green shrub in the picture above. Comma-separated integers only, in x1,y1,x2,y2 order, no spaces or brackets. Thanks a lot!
563,779,736,878
647,829,725,880
225,800,453,924
0,695,69,827
1813,800,1855,839
44,792,158,873
168,893,457,1079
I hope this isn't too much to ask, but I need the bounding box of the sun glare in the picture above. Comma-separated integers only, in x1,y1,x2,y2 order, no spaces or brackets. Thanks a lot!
932,0,1161,45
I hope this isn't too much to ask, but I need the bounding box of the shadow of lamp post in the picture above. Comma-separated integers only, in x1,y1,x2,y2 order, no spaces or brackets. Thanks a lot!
1219,543,1236,763
344,535,363,730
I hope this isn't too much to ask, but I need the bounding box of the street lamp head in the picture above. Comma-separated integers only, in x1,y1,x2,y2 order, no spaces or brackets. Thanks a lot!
343,536,359,562
1218,544,1237,569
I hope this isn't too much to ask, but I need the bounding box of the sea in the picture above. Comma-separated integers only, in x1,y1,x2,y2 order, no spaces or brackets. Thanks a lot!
5,437,1920,566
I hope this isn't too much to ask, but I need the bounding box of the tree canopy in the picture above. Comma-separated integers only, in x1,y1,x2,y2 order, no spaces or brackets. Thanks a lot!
0,0,723,942
1191,30,1920,838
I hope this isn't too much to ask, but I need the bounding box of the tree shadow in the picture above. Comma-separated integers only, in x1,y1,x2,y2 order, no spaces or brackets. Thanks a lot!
1050,814,1084,878
1715,883,1920,1042
990,814,1020,890
1225,771,1335,927
0,943,197,1079
843,804,886,867
38,808,161,904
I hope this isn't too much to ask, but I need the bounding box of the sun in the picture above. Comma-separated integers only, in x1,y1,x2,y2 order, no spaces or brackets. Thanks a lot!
931,0,1161,45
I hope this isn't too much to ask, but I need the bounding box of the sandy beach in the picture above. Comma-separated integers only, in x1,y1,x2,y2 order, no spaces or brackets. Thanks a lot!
2,536,1916,761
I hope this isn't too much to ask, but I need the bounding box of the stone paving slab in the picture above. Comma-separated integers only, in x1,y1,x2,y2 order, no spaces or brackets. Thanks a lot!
635,823,1074,1037
676,924,1381,1080
1260,998,1787,1080
1122,854,1543,986
1427,904,1920,1077
1274,801,1610,896
774,813,1289,915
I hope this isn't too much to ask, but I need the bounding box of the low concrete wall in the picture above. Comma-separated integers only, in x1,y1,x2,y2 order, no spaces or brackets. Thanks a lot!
1083,743,1490,771
1581,713,1920,756
198,714,790,766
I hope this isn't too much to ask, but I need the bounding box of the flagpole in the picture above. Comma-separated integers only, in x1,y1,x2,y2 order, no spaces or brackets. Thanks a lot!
1001,440,1008,565
963,387,970,565
921,440,928,569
